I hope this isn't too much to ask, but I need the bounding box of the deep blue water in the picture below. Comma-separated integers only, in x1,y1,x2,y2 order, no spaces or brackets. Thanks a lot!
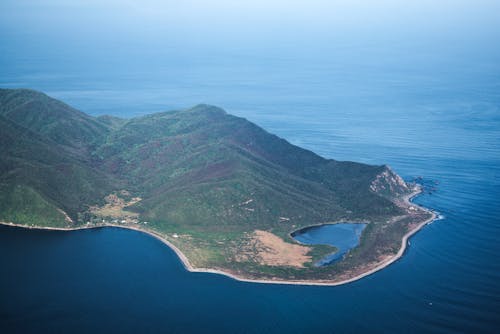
1,2,500,332
292,223,367,266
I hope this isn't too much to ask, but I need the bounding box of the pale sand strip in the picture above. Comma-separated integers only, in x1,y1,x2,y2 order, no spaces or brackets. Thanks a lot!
0,188,436,286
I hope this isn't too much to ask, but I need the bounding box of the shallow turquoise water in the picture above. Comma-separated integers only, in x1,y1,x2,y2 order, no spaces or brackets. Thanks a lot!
292,223,367,266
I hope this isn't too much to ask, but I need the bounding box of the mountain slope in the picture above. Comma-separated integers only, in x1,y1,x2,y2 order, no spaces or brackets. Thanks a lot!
0,96,117,222
0,89,109,155
94,105,405,231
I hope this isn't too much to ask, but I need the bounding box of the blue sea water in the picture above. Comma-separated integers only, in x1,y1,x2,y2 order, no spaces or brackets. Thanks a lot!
292,223,367,266
1,2,500,332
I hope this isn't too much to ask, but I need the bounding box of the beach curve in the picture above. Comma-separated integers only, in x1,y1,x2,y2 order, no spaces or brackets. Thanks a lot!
0,188,436,286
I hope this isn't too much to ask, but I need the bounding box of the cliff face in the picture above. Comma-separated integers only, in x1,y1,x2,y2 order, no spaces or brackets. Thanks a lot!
370,165,413,199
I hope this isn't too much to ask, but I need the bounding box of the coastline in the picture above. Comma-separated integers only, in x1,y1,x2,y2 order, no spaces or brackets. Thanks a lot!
0,188,436,286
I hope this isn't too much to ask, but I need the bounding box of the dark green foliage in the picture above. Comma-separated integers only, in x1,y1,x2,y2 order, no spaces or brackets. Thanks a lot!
0,184,66,227
0,89,109,154
0,90,117,222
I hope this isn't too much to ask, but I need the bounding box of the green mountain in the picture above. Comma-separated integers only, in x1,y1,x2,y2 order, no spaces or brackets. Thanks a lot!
0,88,430,282
0,90,116,225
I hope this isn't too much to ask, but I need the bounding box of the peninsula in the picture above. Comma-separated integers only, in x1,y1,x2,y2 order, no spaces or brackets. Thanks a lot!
0,88,435,285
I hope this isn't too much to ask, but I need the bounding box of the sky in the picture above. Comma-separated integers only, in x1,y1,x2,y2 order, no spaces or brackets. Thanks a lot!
2,0,499,57
1,0,499,117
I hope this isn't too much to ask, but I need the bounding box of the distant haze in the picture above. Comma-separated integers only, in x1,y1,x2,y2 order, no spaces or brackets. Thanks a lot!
1,0,499,121
2,0,499,66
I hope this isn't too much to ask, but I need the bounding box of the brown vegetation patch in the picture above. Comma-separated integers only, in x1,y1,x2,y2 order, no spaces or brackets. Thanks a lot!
236,230,311,268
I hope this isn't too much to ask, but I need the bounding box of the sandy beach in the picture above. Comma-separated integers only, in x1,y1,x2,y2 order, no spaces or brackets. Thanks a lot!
0,188,436,286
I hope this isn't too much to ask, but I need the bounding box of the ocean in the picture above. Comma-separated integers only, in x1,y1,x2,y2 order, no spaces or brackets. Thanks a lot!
1,4,500,331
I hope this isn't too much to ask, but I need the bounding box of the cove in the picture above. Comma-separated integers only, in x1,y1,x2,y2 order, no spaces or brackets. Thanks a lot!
292,223,367,266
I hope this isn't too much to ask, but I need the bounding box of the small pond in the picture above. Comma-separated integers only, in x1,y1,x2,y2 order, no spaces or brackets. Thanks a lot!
292,223,367,266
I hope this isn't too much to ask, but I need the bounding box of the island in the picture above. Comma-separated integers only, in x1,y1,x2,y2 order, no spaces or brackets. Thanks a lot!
0,88,435,285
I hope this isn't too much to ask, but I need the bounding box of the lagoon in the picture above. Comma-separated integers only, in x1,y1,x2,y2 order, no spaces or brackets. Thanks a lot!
292,223,367,266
